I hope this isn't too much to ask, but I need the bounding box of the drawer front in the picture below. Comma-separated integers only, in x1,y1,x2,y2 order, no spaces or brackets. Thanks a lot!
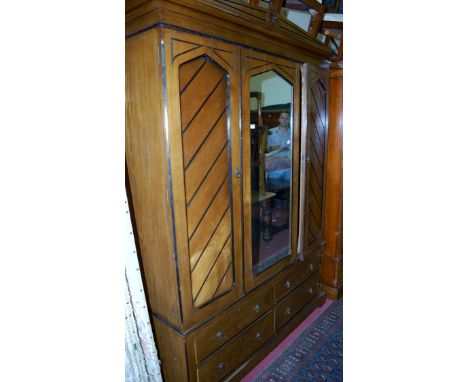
297,250,322,275
197,312,274,382
193,287,274,363
274,256,320,302
275,272,321,330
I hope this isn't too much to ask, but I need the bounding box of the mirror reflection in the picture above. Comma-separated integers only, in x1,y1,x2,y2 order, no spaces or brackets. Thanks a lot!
250,70,293,275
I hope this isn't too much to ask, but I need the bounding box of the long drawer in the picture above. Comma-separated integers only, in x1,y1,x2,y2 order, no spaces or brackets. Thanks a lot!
275,272,321,330
274,253,321,302
196,311,274,382
193,286,274,363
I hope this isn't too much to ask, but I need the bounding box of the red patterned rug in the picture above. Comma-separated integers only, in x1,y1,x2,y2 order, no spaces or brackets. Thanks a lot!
250,299,343,381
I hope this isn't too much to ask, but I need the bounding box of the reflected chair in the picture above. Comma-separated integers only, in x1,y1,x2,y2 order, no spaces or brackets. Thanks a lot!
250,91,276,241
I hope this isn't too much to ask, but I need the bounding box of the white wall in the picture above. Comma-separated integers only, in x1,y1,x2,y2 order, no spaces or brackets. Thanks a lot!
250,70,293,110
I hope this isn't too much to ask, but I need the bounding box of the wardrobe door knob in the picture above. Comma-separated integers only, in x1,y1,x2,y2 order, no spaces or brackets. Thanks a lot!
255,332,262,341
309,263,314,271
308,287,314,295
218,362,225,372
284,280,291,289
253,304,261,313
215,330,224,340
285,307,291,316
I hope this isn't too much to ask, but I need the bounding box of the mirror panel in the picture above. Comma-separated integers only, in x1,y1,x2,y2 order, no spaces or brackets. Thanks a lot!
249,70,293,276
281,0,313,32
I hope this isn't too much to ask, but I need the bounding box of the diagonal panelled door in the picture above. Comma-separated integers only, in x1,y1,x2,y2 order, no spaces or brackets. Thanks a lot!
179,56,234,308
305,75,328,249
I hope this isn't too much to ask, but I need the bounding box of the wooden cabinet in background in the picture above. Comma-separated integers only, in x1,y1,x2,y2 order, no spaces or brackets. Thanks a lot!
126,1,338,380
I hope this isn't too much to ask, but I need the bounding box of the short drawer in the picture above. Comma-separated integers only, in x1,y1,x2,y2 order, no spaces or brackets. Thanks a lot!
275,272,321,330
297,251,321,274
196,312,274,382
193,286,274,363
274,256,320,302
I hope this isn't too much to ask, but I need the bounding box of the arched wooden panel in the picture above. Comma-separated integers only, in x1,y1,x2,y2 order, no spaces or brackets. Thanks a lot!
178,56,235,308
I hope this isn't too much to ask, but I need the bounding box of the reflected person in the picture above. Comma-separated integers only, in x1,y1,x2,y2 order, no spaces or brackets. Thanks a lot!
265,112,291,186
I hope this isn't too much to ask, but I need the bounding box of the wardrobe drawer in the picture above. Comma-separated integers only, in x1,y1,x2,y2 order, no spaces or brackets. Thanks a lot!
275,272,321,330
274,258,319,302
297,251,322,275
196,312,274,382
193,287,274,363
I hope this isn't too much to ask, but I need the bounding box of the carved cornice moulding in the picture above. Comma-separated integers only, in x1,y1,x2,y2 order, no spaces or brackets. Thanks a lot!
126,0,334,63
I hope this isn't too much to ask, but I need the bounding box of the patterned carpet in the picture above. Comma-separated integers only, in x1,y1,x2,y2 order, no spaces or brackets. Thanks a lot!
254,299,343,382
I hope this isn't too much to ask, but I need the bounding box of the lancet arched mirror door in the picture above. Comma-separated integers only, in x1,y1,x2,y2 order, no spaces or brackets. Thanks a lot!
242,49,301,291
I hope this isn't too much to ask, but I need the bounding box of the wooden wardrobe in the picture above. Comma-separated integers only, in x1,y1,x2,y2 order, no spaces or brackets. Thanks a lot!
126,1,334,380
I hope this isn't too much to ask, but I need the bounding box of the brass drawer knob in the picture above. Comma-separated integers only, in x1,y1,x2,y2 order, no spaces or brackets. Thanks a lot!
285,307,291,316
284,280,291,289
215,330,224,340
218,362,225,372
253,303,261,313
308,287,314,295
309,263,314,271
255,331,262,341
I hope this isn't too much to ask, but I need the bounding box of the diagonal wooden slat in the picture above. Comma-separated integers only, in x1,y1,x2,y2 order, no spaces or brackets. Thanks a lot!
318,80,327,104
171,39,202,61
309,197,322,227
308,177,322,208
191,215,231,299
193,236,232,306
182,76,225,133
277,64,296,82
307,203,320,231
191,207,231,271
309,148,323,184
308,157,323,189
180,62,225,130
211,48,234,70
179,58,207,94
311,88,326,136
309,123,324,168
189,179,230,264
309,133,324,173
310,113,325,152
315,79,327,112
184,108,227,171
186,156,229,236
185,136,228,202
212,262,233,299
307,224,315,244
182,89,227,165
249,63,271,73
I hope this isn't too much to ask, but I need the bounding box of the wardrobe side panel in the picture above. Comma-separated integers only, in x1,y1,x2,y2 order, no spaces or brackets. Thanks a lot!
126,28,182,327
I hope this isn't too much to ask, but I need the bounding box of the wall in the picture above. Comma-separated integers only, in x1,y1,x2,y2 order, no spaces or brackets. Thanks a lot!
250,70,293,109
